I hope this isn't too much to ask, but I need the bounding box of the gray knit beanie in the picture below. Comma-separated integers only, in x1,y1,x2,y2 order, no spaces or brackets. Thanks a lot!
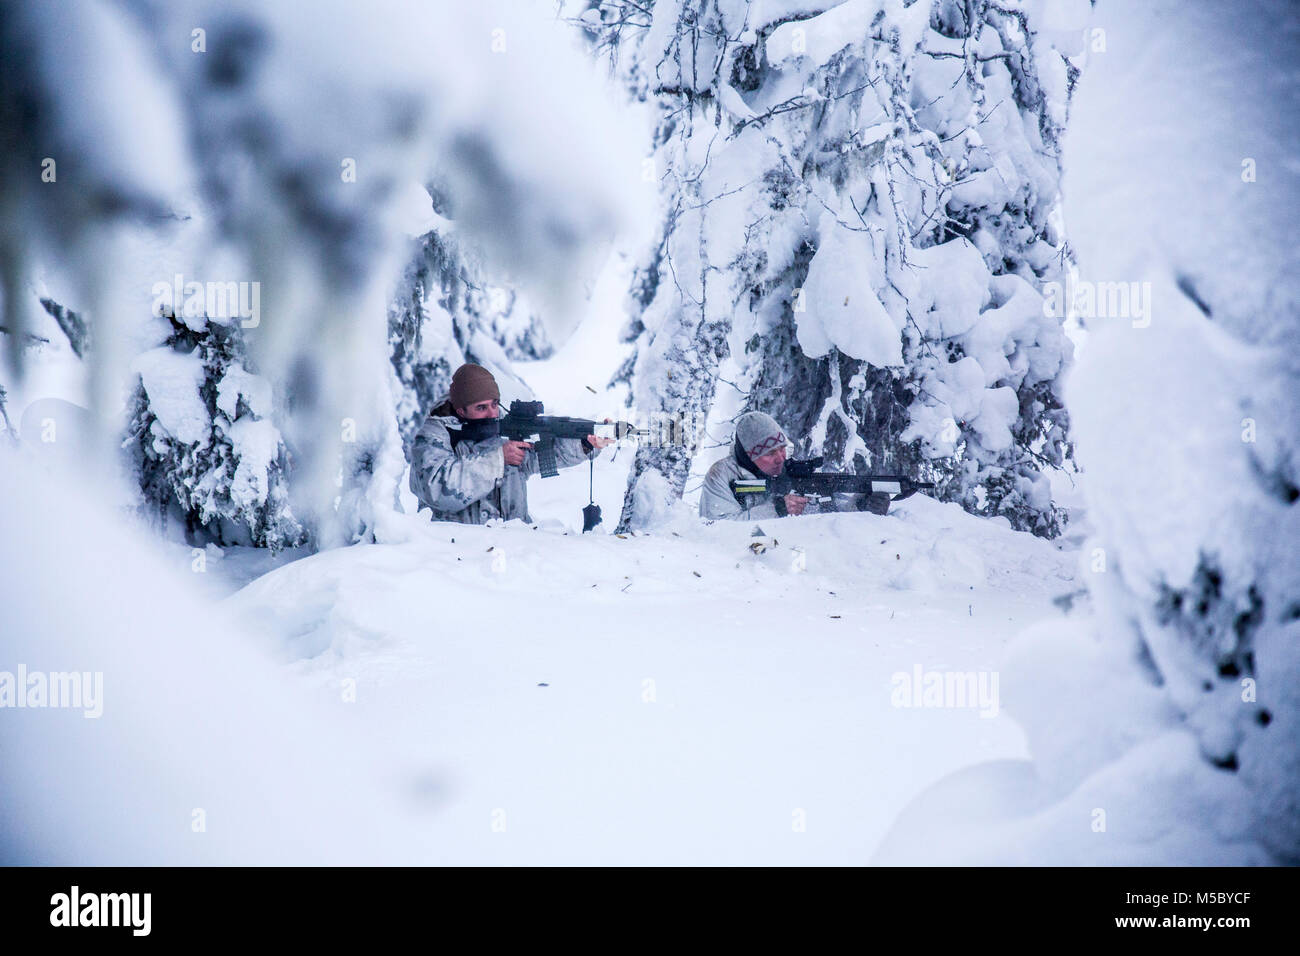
735,411,789,460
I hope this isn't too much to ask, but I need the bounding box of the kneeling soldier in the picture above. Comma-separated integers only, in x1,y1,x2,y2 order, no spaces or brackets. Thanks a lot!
409,363,612,524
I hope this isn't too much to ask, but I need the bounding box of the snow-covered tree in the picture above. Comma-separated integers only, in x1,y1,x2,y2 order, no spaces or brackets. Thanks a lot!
124,308,306,551
388,187,553,455
1060,0,1300,863
0,383,12,439
875,0,1300,866
583,0,1076,534
0,0,643,548
37,297,91,359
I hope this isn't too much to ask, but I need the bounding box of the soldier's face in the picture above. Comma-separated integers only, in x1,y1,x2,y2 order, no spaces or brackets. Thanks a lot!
458,398,500,420
753,445,787,476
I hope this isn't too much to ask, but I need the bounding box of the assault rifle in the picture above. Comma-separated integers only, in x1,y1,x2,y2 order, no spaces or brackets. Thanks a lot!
499,400,645,478
455,400,647,532
456,400,644,477
731,456,935,511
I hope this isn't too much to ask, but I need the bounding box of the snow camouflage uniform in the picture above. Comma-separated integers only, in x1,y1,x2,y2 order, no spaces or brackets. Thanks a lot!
699,450,786,520
409,399,598,524
700,448,892,520
700,411,793,521
699,411,889,520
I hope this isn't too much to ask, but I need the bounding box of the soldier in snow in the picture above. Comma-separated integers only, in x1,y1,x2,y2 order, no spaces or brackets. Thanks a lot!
409,363,613,524
699,410,894,521
698,411,811,521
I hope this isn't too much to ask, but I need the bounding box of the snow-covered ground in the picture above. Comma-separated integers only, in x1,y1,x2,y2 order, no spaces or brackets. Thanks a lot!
224,496,1075,864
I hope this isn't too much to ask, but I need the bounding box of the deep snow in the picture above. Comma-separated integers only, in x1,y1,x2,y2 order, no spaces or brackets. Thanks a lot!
222,496,1076,864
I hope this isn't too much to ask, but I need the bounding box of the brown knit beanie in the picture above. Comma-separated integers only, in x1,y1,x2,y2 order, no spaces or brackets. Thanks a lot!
449,363,500,411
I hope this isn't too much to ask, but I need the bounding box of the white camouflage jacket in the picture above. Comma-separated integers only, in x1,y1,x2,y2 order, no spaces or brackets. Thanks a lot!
699,454,784,521
409,405,597,524
700,453,871,520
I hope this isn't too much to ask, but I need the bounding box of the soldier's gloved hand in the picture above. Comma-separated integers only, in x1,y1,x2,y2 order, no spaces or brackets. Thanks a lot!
784,493,809,516
503,440,532,467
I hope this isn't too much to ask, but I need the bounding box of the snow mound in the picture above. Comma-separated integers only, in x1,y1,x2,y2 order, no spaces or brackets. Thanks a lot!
0,454,419,864
215,493,1074,863
229,495,1076,664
